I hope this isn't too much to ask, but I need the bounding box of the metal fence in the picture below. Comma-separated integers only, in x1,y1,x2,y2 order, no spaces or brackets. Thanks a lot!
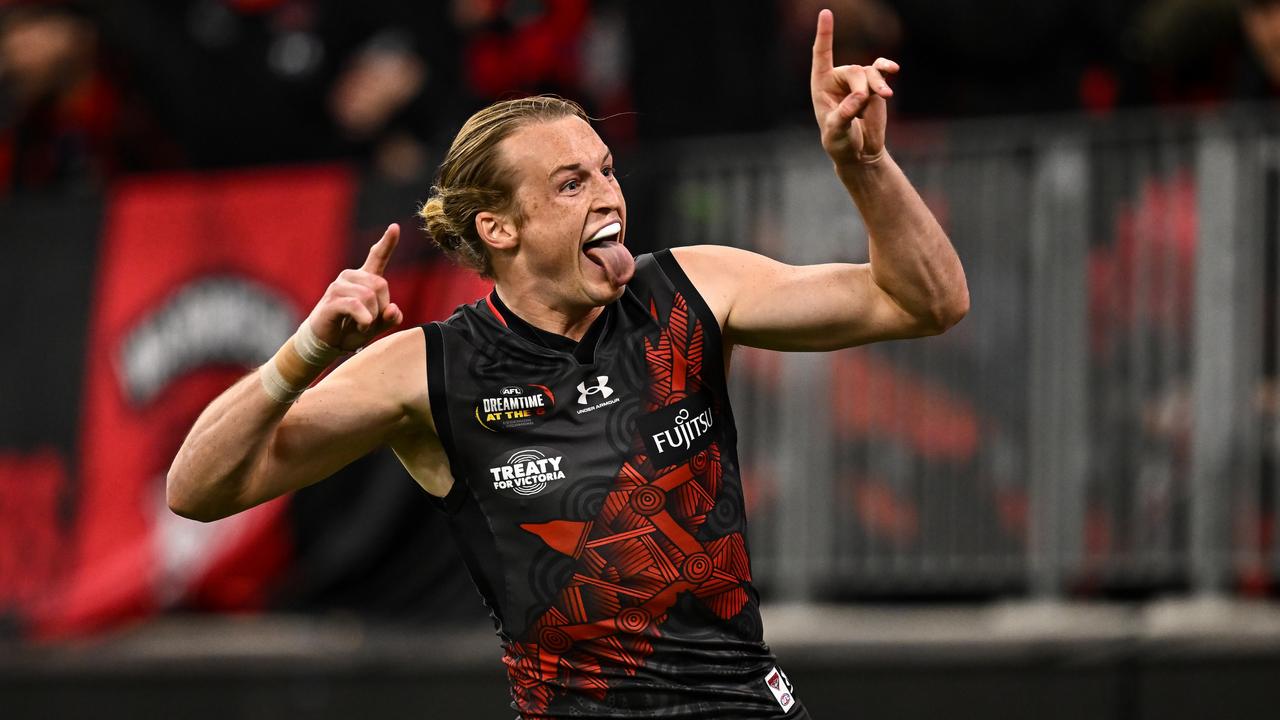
643,106,1280,600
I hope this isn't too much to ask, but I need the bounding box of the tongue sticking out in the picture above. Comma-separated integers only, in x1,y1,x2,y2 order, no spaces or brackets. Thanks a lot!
584,240,635,286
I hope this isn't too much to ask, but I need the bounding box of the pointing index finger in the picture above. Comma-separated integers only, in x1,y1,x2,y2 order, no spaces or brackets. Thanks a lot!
361,223,400,276
812,9,834,78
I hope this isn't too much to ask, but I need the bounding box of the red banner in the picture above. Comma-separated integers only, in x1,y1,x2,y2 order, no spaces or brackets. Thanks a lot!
32,166,354,638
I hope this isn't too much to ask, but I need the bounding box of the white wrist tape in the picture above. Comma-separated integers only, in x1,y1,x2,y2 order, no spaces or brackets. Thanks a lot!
293,320,343,367
258,321,343,404
260,361,304,404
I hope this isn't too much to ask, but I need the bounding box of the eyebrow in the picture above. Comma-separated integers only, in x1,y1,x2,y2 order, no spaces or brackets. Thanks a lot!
547,149,613,180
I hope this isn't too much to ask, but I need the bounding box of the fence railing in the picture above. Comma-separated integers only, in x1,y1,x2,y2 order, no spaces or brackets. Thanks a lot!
643,106,1280,600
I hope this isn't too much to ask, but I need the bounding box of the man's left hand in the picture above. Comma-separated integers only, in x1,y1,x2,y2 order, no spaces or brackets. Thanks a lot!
810,9,899,167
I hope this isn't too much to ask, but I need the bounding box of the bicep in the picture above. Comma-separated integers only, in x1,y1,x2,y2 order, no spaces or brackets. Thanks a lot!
673,245,928,352
239,328,431,507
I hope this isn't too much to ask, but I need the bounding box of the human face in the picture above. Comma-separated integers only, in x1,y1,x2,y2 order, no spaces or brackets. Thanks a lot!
498,116,631,308
1245,2,1280,84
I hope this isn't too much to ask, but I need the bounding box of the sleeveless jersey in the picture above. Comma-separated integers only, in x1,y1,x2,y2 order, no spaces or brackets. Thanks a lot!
422,250,809,719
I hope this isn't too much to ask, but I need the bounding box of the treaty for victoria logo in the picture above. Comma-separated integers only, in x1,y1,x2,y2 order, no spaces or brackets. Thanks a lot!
488,446,570,497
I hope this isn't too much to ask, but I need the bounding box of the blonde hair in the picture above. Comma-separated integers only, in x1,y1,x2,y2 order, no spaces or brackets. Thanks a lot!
419,96,589,277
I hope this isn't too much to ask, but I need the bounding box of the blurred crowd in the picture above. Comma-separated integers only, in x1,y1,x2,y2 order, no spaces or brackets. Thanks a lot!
1,2,1278,633
1,0,1279,196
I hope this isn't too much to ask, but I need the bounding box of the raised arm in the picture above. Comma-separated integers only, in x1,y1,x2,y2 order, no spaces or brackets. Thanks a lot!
166,225,450,522
674,9,967,352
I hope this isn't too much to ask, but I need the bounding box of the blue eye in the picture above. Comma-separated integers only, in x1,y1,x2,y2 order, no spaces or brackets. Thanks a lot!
562,179,580,192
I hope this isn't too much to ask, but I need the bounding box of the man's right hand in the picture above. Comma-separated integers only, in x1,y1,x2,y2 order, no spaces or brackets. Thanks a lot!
307,223,405,352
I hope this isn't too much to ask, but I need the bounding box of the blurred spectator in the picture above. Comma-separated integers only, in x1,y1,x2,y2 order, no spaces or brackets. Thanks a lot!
1240,0,1280,95
86,0,463,180
0,2,173,194
1129,0,1245,104
1081,2,1280,590
451,0,633,146
1126,0,1280,105
452,0,588,100
326,25,440,182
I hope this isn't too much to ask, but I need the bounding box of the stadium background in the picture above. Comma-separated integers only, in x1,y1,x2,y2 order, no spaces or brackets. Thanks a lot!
2,0,1279,717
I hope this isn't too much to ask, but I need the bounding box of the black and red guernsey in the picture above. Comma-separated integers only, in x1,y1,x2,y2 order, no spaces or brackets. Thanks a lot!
422,250,809,719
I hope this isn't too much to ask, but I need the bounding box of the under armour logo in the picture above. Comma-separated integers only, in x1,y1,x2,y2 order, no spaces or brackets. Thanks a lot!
577,376,613,405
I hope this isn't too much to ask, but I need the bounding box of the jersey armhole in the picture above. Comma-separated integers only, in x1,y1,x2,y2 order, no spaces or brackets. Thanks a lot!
653,248,727,355
422,322,468,515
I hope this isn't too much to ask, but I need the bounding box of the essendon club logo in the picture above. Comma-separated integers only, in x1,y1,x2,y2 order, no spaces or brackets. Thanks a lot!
763,666,795,712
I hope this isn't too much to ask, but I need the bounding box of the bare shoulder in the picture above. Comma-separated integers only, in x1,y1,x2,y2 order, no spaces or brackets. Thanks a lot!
310,325,433,434
668,245,787,330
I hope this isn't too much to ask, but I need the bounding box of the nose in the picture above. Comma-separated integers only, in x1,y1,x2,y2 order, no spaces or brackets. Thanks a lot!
590,169,623,214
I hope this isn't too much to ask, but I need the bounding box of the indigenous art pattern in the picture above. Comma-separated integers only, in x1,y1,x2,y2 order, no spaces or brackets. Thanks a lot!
504,293,751,716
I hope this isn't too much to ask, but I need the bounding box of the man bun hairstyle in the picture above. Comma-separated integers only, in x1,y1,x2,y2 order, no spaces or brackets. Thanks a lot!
419,96,590,278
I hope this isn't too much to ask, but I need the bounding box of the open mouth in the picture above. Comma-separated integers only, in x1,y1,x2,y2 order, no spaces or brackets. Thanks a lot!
582,221,622,252
580,220,634,286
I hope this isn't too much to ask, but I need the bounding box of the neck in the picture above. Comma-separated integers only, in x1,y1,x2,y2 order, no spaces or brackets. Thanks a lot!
492,284,604,342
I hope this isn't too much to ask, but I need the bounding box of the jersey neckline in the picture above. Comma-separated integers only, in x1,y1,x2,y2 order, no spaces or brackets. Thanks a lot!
484,288,614,366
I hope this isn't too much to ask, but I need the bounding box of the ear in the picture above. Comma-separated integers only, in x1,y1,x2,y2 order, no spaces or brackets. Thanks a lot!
476,211,518,253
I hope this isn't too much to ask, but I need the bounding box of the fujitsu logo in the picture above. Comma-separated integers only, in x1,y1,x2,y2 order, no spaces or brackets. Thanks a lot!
639,391,716,467
651,407,714,455
577,376,613,405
